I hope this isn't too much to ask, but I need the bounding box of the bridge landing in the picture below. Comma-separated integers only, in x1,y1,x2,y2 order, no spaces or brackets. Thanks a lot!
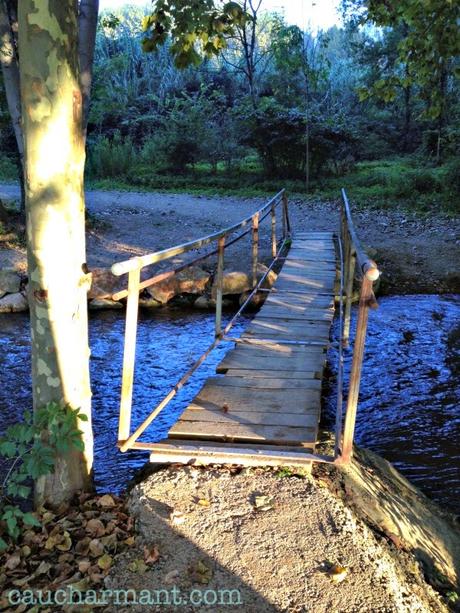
147,232,336,467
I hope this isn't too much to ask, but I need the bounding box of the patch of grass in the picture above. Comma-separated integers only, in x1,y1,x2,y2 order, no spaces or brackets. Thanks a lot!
313,156,459,214
86,155,459,214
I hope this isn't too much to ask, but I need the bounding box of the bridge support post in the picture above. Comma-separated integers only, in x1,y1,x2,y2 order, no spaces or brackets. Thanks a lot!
271,204,276,258
341,275,373,461
215,236,225,338
118,266,140,443
282,191,290,237
343,245,356,347
252,212,259,287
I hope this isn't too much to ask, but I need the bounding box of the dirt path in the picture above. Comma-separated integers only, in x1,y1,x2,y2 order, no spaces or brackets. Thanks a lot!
103,463,446,613
1,184,459,293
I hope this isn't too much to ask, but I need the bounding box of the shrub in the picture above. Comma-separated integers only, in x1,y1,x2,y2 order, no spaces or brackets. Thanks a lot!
0,403,88,550
87,131,137,178
392,169,440,199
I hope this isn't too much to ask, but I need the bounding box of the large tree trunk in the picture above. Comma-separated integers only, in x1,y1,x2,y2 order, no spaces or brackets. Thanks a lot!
0,0,25,213
78,0,99,136
18,0,94,506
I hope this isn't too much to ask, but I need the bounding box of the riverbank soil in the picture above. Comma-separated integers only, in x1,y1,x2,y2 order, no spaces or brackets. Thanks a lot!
102,454,454,613
0,187,459,294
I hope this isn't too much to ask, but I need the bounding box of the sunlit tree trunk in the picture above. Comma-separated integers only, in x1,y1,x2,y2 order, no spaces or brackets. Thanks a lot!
18,0,93,506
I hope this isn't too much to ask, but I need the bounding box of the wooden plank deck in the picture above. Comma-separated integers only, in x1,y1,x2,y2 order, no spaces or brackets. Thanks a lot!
146,232,337,467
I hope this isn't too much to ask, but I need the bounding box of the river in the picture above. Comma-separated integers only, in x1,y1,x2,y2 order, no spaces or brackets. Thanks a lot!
0,295,458,513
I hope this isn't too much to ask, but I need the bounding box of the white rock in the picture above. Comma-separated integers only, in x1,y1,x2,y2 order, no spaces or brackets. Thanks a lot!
0,292,28,313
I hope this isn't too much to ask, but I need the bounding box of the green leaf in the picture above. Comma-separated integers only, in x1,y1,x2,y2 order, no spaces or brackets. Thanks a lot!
0,441,16,457
22,512,41,527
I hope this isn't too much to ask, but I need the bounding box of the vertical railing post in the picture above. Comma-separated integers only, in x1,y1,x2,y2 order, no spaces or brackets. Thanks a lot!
282,191,290,237
215,236,225,338
281,195,287,239
118,266,140,443
252,212,259,287
341,274,373,461
271,203,277,258
343,237,356,347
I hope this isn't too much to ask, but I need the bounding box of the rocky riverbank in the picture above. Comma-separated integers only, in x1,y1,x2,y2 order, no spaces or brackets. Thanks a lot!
1,187,459,310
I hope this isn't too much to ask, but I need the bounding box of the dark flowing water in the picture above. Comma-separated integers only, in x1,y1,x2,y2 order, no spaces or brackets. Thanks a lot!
0,296,459,512
325,294,460,512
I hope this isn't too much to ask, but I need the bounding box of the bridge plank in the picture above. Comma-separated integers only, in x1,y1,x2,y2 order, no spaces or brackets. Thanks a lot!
169,421,316,445
179,409,318,428
206,375,322,390
190,385,320,413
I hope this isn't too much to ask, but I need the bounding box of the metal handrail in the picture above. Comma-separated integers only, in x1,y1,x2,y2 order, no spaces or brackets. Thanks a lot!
111,189,291,451
112,189,287,276
341,189,379,282
338,189,380,462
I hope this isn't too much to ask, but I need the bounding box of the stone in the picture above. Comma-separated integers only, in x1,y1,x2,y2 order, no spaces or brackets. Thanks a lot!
89,298,123,310
257,263,277,289
212,270,251,298
0,292,28,313
139,297,162,309
239,291,266,309
0,268,21,297
193,295,212,309
88,268,125,300
147,266,210,305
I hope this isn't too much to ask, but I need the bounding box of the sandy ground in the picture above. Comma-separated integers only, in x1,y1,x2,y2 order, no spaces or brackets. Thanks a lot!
102,463,446,613
1,184,459,294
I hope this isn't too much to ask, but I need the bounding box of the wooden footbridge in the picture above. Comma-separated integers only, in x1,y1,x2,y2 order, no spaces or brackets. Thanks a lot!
111,190,379,467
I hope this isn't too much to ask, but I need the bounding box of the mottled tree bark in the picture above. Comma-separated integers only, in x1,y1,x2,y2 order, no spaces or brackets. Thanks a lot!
18,0,93,506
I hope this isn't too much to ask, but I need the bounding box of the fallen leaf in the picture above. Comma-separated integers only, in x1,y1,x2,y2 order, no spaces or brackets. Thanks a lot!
78,559,91,573
327,564,348,583
5,553,21,571
68,577,90,591
56,532,72,551
196,498,211,507
35,561,52,576
164,569,180,584
170,510,186,525
189,560,213,585
98,494,116,508
75,536,91,555
97,554,113,570
144,544,160,565
253,495,274,512
100,533,118,551
88,538,104,557
128,559,148,573
20,545,31,558
124,536,136,547
41,511,55,525
85,518,105,537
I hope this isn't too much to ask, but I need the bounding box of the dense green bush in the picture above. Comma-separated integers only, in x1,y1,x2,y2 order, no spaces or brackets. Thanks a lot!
87,131,137,178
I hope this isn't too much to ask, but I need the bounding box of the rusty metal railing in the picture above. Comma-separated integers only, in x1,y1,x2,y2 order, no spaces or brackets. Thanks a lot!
336,188,380,462
111,190,291,453
110,187,378,465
